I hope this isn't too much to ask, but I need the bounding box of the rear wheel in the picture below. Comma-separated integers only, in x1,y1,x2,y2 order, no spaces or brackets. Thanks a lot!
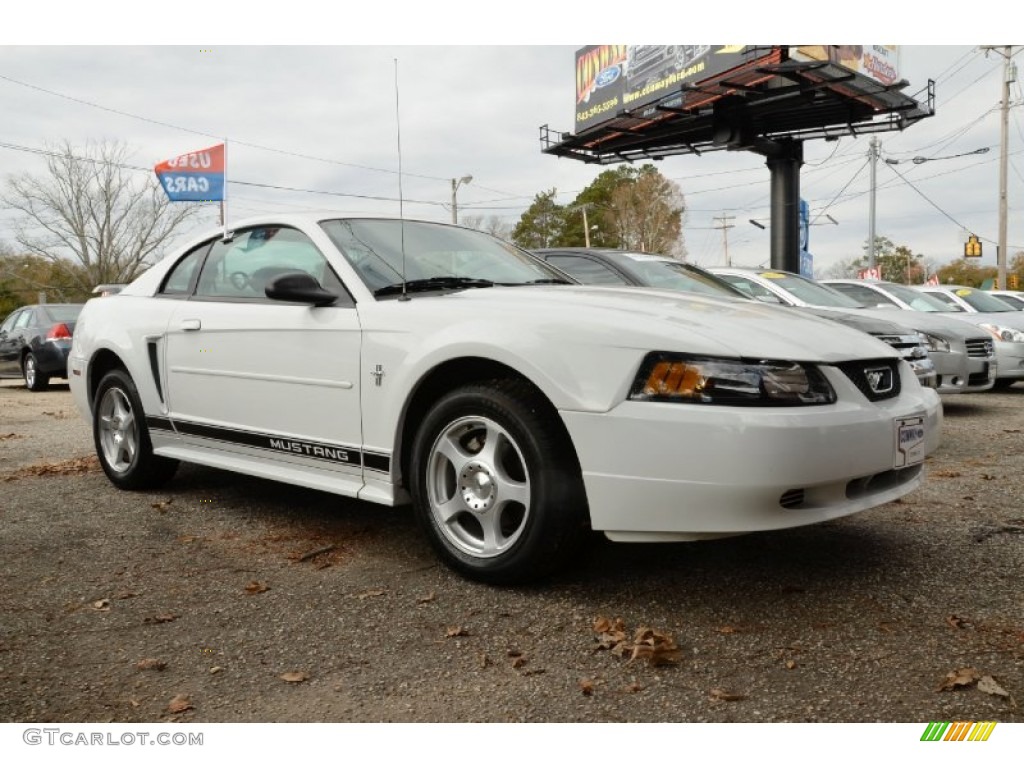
409,380,588,585
23,353,49,392
93,368,179,489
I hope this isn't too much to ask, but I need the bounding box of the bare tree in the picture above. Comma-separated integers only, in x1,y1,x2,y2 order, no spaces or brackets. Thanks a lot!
604,168,685,257
459,214,513,242
1,140,200,294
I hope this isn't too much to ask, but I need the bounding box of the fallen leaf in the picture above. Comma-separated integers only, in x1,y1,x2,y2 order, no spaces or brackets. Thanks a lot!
356,589,387,600
129,698,140,707
167,694,192,714
91,599,111,612
244,581,270,594
580,679,595,696
151,500,172,512
623,682,644,694
210,666,224,674
931,469,961,478
0,433,24,441
135,658,166,671
936,667,980,692
116,591,138,600
144,612,179,624
629,627,682,667
717,625,740,634
279,671,308,683
446,626,469,638
977,676,1010,698
981,473,997,481
417,591,437,604
946,615,968,629
710,688,746,702
785,660,797,670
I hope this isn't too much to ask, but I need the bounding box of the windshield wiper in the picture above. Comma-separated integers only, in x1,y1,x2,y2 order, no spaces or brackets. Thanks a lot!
517,278,573,285
374,276,495,297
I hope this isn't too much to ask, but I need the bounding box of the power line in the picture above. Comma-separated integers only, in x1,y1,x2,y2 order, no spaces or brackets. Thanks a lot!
0,139,448,208
0,71,450,182
883,160,1023,250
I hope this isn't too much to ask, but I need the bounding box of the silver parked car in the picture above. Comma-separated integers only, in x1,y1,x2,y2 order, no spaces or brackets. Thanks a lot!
822,279,1000,393
532,250,939,390
910,285,1024,389
708,268,995,395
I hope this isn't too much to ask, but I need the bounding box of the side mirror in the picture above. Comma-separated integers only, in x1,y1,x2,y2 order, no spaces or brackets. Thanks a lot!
265,272,337,307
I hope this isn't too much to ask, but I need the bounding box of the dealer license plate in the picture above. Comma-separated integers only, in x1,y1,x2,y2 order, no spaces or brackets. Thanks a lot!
894,415,926,468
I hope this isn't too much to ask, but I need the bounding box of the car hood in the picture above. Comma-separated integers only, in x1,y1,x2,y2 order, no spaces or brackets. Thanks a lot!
792,307,915,335
394,285,898,363
850,308,990,340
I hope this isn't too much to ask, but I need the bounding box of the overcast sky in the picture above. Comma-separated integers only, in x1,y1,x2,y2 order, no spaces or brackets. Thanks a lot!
3,7,1021,278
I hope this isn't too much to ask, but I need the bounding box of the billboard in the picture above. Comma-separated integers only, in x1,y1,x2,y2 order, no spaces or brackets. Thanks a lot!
574,45,758,133
791,46,901,86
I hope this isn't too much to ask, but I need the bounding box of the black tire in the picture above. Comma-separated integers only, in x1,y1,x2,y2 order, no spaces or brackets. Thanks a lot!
409,379,588,585
23,353,49,392
92,368,179,490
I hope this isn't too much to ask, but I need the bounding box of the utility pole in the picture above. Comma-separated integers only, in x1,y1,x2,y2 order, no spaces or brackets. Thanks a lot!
868,136,879,269
982,46,1018,290
713,214,735,266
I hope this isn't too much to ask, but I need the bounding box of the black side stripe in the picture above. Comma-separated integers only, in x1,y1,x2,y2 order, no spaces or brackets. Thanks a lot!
145,416,391,473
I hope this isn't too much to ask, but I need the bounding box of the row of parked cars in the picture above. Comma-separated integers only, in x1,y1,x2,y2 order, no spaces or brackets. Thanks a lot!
533,247,1024,394
5,216,1022,583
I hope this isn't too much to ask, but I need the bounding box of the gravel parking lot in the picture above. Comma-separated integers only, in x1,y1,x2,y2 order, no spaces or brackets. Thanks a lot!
1,379,1021,724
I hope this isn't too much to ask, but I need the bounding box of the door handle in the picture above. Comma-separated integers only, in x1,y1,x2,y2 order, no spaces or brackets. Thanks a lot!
179,319,202,331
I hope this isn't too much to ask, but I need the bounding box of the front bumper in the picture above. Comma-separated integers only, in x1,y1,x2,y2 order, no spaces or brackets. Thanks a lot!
993,339,1024,380
561,362,942,541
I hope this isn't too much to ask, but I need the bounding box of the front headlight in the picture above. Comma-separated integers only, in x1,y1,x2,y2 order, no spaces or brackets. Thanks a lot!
979,323,1024,343
629,353,836,406
917,331,951,353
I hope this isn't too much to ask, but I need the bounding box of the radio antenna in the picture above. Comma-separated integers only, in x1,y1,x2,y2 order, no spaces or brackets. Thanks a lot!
394,58,409,302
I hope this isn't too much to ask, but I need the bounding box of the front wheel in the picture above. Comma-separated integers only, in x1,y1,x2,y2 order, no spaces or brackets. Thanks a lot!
24,353,49,392
409,380,587,585
93,369,179,490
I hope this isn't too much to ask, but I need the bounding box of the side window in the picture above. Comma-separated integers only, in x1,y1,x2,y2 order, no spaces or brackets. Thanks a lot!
161,242,212,295
842,284,897,306
924,291,959,309
545,255,629,285
15,310,34,329
1,311,21,334
719,276,780,303
195,226,347,301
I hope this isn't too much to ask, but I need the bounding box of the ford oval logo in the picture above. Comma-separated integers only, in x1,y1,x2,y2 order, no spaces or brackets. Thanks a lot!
595,65,621,89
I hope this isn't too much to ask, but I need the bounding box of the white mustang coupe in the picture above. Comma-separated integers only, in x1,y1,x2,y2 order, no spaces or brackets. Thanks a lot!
69,214,942,583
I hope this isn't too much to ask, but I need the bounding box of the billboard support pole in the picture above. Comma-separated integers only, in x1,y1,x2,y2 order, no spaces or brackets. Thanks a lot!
765,139,803,273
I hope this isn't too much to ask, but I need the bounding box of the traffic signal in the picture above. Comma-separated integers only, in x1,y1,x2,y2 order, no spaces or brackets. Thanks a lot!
964,234,982,258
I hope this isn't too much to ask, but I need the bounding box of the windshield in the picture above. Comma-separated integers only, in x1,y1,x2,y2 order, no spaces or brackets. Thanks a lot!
877,282,961,311
756,272,865,308
947,287,1018,312
320,219,565,294
624,256,746,298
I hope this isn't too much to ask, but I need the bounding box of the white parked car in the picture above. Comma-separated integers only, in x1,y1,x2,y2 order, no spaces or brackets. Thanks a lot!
68,214,942,583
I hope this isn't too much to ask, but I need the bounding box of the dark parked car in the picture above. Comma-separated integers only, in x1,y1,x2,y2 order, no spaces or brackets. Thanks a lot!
0,303,84,391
